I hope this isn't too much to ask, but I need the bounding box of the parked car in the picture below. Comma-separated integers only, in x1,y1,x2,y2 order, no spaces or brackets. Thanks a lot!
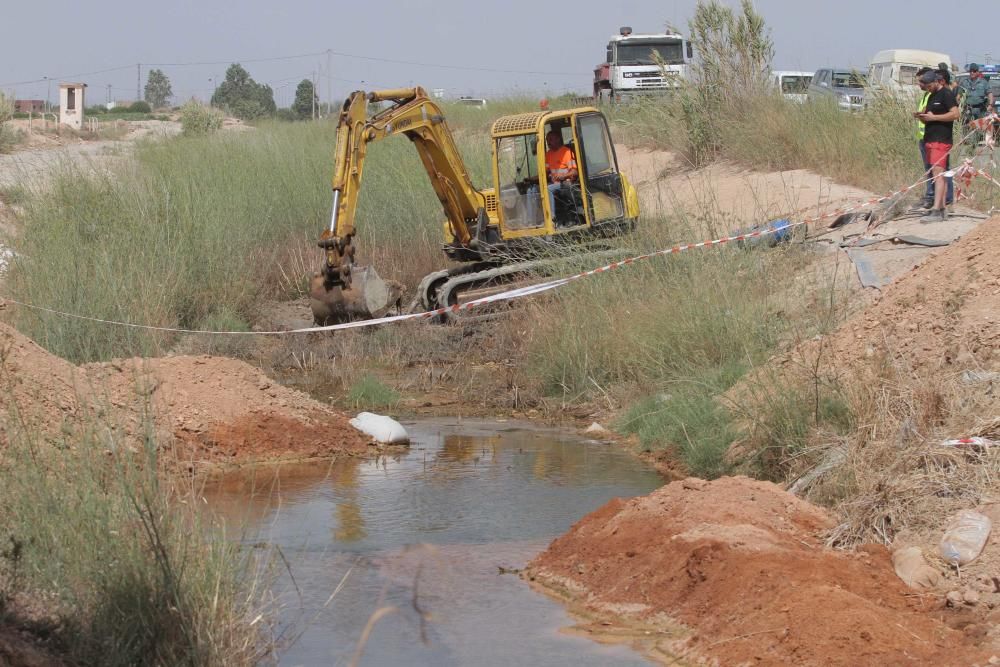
772,70,812,103
808,68,867,111
868,49,951,99
457,96,488,108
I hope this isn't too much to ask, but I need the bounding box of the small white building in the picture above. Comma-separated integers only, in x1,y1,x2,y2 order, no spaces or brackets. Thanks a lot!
59,82,87,130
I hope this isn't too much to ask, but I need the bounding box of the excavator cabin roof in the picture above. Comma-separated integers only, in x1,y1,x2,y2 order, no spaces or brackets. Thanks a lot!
490,107,601,138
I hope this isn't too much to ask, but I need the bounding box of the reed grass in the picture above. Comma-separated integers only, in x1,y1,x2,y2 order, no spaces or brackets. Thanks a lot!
7,118,491,362
0,402,269,666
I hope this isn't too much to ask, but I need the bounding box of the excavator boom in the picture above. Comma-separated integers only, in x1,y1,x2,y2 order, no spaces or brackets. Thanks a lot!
311,87,487,324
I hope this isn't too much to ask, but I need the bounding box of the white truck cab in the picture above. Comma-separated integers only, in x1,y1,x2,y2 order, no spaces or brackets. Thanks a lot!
593,27,693,101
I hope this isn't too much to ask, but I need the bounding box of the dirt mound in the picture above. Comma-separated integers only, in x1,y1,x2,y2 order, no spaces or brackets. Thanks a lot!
617,146,876,227
773,217,1000,384
0,321,86,441
0,322,368,465
527,476,993,666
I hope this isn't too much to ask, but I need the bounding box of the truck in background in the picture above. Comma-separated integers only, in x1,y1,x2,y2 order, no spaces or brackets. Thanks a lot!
593,27,693,102
868,49,952,98
772,71,813,103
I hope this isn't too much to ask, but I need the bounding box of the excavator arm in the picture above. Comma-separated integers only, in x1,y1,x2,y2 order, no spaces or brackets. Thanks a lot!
318,87,485,294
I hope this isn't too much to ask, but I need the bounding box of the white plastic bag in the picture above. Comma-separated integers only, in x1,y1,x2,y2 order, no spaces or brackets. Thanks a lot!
939,510,992,566
349,412,409,444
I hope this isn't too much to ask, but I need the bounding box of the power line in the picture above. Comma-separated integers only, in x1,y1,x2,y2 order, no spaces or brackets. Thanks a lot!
0,64,134,88
324,48,588,77
2,46,589,90
145,50,329,68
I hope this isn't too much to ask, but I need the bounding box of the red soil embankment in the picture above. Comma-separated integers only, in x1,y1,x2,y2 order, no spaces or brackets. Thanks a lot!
528,476,993,666
0,322,369,465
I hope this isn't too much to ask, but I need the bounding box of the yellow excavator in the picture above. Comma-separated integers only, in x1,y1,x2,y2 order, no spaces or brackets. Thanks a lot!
309,87,640,325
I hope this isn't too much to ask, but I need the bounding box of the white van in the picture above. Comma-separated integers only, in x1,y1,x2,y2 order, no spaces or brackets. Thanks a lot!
868,49,952,97
772,70,813,103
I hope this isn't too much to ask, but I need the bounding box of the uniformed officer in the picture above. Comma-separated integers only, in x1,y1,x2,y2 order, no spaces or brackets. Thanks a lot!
961,64,994,125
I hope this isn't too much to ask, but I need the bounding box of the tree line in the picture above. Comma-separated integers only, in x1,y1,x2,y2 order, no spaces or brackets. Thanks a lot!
143,64,318,121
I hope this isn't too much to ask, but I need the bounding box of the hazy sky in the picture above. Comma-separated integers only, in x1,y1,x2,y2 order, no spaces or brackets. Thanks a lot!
2,0,998,106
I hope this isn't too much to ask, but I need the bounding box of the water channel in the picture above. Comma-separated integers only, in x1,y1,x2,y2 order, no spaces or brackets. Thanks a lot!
202,418,664,666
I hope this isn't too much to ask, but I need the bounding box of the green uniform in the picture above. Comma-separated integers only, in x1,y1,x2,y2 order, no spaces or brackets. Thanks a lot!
962,77,990,119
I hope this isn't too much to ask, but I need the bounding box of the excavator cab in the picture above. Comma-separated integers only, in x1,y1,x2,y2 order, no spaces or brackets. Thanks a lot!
310,88,639,325
485,108,638,246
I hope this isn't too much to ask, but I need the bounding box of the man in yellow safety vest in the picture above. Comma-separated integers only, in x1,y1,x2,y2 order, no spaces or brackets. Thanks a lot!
915,67,953,209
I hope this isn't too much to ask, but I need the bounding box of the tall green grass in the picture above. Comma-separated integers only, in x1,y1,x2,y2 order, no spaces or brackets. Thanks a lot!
610,92,918,193
524,211,843,477
9,119,491,362
0,409,267,665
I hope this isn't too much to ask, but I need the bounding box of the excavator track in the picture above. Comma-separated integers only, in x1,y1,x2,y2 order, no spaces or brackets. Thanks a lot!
410,248,632,323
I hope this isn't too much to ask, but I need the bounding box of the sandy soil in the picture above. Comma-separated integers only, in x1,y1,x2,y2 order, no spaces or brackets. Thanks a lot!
617,146,875,226
527,476,997,666
616,146,989,297
767,217,1000,383
0,120,182,189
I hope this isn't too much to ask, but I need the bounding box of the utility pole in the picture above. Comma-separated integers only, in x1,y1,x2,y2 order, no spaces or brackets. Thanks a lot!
136,63,141,103
106,84,111,106
326,49,332,117
311,70,317,120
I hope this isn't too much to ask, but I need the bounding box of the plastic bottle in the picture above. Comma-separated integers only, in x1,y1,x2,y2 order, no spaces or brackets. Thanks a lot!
939,510,992,566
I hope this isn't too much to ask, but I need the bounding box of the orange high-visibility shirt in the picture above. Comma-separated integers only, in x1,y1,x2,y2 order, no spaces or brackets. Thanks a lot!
545,145,576,179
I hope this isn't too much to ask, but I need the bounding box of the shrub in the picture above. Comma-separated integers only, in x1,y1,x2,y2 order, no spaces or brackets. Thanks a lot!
128,100,152,113
0,91,23,154
180,102,224,136
346,374,401,410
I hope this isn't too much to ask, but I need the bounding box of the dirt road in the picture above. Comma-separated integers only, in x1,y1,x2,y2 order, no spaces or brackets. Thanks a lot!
0,120,181,189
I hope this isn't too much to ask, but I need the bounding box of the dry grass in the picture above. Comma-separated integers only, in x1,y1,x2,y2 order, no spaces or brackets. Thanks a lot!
753,345,1000,549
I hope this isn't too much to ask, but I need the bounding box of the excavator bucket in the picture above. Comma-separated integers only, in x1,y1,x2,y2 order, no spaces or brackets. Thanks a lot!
309,265,404,326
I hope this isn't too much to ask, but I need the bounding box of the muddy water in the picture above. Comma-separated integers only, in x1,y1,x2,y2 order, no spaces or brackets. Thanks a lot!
202,419,662,666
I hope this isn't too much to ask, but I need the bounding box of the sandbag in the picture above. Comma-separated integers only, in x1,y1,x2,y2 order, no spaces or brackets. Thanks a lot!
891,546,941,589
349,412,409,444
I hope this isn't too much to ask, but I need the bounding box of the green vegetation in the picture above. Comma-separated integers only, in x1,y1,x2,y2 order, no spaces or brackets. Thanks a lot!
0,412,266,665
609,79,915,196
8,117,492,363
211,64,277,121
0,91,23,154
0,183,29,207
292,79,317,120
82,108,170,122
346,374,401,410
525,225,838,477
618,368,743,479
180,101,224,135
144,69,173,109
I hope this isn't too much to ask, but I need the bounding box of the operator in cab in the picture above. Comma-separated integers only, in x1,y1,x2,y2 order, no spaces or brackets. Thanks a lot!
544,129,578,222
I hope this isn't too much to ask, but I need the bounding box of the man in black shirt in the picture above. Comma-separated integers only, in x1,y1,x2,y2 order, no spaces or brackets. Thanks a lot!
916,69,960,222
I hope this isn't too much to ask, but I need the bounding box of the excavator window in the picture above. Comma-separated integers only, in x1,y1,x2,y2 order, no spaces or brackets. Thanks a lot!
496,134,544,230
576,113,624,223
